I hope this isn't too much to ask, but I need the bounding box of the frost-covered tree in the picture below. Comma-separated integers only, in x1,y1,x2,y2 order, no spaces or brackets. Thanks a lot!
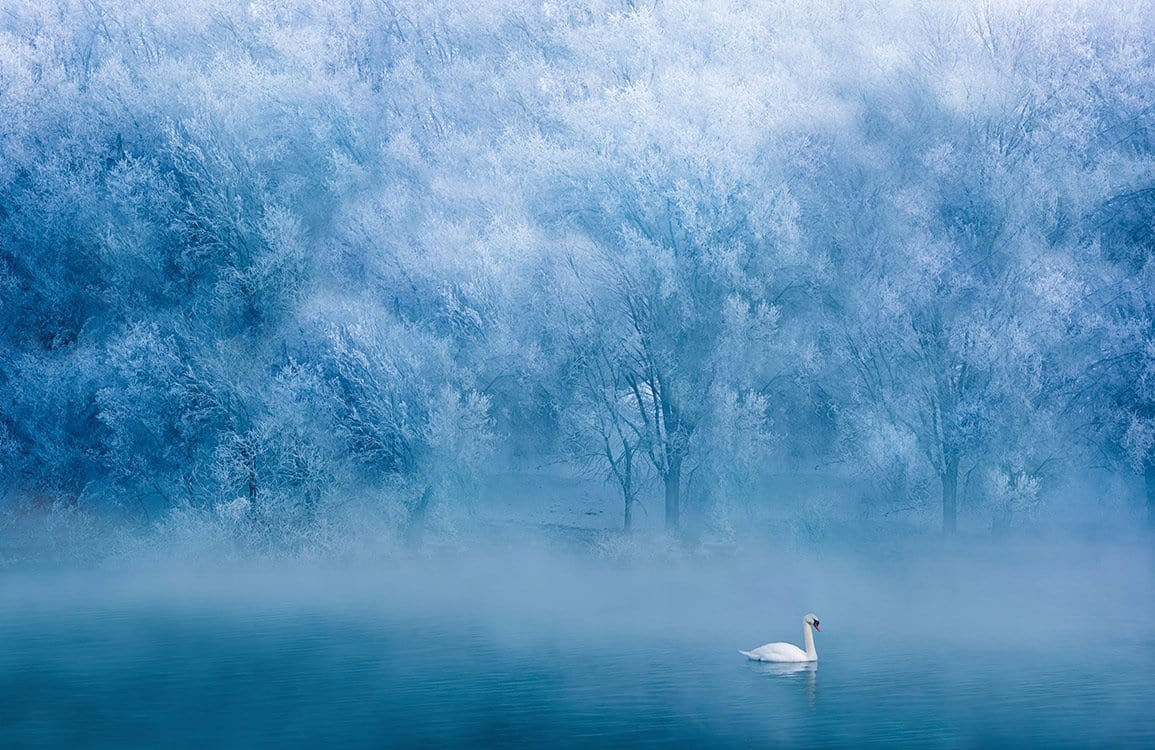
528,2,824,532
1064,13,1155,524
810,4,1096,533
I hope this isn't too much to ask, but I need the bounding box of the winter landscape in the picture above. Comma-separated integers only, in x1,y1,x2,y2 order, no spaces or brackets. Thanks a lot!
1,0,1154,746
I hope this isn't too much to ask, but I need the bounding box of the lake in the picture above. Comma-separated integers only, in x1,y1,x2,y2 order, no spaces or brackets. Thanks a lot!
1,543,1152,748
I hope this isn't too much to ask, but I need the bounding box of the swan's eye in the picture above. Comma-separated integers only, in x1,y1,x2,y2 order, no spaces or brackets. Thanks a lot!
814,620,820,627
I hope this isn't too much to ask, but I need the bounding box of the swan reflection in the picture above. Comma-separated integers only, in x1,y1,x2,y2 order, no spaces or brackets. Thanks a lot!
752,661,817,678
750,661,818,705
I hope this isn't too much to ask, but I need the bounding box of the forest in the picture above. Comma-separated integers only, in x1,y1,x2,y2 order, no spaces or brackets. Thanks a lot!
3,0,1155,557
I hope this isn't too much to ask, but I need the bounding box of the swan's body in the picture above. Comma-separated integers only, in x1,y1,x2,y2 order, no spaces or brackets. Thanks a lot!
739,642,811,662
740,613,820,662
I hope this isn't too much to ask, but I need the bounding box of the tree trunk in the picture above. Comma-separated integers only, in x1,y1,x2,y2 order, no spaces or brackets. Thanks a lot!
942,454,959,535
406,485,434,549
246,451,258,505
1145,460,1155,528
622,450,634,533
664,456,681,531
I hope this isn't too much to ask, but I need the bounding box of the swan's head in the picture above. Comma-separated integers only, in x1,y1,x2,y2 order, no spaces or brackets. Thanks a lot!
804,613,821,632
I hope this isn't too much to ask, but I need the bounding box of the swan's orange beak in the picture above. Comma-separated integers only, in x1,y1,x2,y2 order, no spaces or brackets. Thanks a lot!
813,623,820,631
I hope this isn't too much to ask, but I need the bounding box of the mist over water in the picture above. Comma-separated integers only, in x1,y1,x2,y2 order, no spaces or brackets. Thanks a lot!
2,534,1152,747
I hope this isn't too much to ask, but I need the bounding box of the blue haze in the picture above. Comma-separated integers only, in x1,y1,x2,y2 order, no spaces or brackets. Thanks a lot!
1,1,1155,745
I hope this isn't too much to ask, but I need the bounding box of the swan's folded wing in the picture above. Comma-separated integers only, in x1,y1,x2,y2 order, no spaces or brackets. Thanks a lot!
744,641,809,662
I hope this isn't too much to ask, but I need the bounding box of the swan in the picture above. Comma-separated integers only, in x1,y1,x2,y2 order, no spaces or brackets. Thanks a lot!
739,613,821,662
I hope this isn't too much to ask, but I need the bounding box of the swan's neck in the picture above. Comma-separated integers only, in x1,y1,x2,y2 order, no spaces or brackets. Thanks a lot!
803,623,817,660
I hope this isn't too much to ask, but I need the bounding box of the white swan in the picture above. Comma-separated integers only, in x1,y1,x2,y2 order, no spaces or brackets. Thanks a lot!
739,613,820,662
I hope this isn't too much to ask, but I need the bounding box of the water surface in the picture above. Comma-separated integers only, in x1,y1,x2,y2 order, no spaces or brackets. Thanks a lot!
1,546,1152,748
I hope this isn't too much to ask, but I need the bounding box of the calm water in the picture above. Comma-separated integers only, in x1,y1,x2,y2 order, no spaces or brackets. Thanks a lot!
1,551,1153,748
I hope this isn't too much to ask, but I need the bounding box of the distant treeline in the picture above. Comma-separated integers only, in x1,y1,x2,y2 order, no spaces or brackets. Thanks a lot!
1,0,1153,544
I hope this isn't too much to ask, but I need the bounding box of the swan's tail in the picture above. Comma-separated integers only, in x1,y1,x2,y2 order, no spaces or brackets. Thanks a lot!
738,650,757,659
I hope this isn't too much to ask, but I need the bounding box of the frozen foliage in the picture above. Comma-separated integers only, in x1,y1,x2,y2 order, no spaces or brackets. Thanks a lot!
2,0,1155,553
